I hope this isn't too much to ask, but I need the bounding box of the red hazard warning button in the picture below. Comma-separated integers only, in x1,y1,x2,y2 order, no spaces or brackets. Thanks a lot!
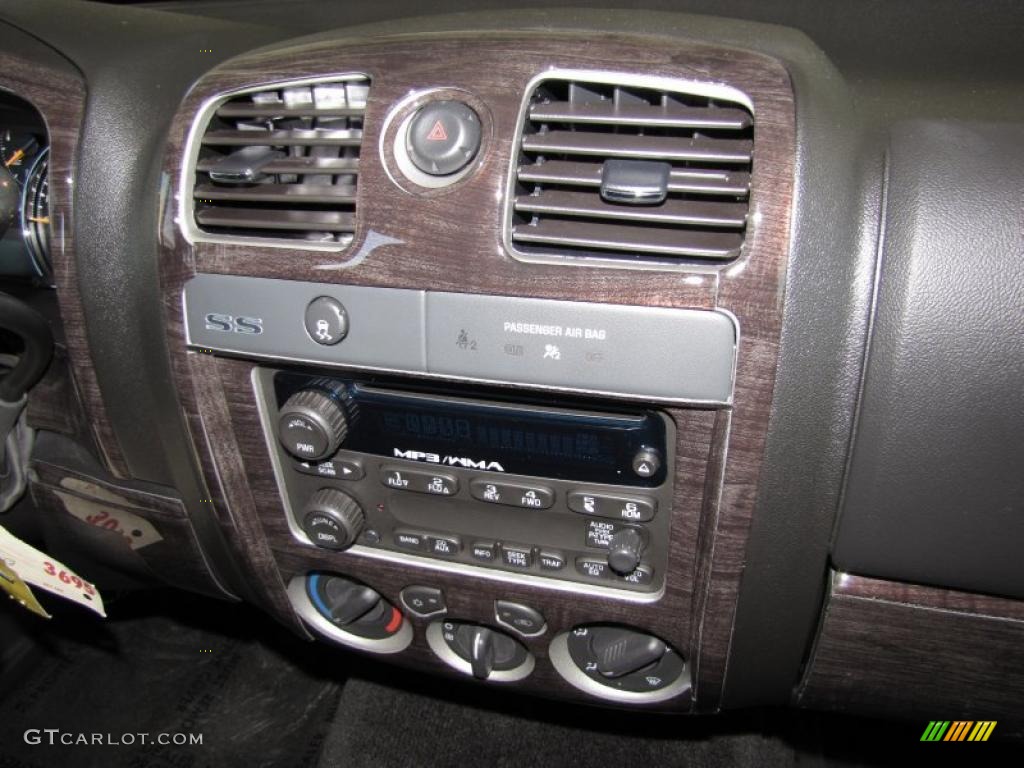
406,100,481,176
426,120,449,142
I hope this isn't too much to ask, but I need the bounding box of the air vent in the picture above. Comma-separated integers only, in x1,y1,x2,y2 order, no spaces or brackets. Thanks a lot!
508,78,753,265
189,76,369,247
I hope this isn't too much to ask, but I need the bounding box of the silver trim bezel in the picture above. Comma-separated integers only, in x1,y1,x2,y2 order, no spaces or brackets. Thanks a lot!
502,68,755,274
548,631,691,704
201,297,738,409
425,621,536,682
178,73,370,252
286,574,414,654
19,146,52,281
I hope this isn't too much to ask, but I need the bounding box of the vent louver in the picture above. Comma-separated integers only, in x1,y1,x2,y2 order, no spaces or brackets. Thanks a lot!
189,76,369,247
508,78,753,265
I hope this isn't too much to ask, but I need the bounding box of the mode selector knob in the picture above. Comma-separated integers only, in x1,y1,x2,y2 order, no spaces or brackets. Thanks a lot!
278,389,348,461
302,488,364,550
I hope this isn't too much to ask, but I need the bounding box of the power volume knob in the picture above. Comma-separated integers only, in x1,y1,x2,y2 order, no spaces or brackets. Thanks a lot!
302,488,365,550
278,389,348,461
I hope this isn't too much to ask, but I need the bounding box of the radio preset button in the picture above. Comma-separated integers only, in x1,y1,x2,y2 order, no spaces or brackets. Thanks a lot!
394,531,429,551
421,474,459,496
538,550,565,571
576,557,611,580
568,492,656,522
469,479,554,510
428,535,461,557
471,541,497,563
380,467,459,496
382,467,411,490
295,458,363,480
501,545,533,569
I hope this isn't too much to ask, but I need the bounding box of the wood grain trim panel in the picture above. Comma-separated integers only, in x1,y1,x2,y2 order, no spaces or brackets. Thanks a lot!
187,352,307,630
30,459,227,599
828,572,1024,622
0,50,129,477
157,31,796,710
797,572,1024,729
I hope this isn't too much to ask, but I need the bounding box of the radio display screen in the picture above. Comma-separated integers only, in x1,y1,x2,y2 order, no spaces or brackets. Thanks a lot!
376,406,616,469
275,374,668,486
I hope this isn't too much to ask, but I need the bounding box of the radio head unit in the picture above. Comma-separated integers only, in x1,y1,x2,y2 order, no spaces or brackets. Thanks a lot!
256,368,677,597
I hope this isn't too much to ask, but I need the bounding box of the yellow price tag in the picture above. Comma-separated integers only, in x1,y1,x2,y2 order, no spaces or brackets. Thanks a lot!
0,559,51,618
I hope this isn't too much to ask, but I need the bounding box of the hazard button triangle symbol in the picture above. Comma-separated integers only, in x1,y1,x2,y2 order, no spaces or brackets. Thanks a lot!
426,120,449,142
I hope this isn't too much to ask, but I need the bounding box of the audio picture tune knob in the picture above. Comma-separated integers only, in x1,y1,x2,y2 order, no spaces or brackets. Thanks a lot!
278,389,348,461
302,488,365,551
607,528,645,575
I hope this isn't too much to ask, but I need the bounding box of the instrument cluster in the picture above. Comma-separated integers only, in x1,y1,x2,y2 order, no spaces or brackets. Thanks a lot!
0,91,50,284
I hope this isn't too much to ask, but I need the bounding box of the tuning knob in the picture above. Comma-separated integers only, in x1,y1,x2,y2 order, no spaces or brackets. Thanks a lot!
302,488,364,550
278,388,348,461
607,528,644,575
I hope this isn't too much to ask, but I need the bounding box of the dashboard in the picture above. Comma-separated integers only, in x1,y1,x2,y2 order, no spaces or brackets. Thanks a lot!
0,0,1021,735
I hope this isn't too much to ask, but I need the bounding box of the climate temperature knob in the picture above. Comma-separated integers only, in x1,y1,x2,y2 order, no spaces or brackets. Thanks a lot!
304,572,407,642
278,388,348,461
302,488,364,550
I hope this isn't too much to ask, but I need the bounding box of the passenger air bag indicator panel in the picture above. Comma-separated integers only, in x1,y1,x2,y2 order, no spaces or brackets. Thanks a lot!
184,273,736,405
425,292,735,404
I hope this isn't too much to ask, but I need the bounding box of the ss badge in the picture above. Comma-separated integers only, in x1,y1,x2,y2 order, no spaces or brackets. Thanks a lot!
204,313,263,335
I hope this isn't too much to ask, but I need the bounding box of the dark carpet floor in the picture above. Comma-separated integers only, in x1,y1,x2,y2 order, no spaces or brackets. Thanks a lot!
0,591,1015,767
0,592,341,768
